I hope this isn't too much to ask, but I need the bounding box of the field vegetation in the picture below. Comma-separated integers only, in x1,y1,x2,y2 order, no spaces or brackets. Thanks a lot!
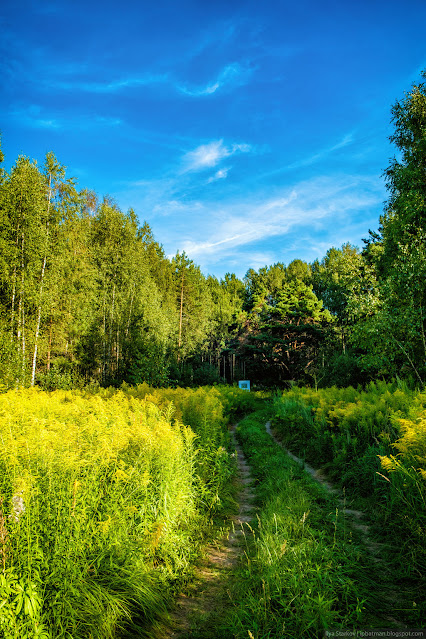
0,384,234,638
272,381,426,625
228,410,367,638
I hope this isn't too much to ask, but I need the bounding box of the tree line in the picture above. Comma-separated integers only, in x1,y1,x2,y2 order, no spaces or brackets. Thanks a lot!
1,72,426,389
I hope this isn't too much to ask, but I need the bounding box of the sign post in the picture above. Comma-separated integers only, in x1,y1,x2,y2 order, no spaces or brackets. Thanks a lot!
238,380,250,391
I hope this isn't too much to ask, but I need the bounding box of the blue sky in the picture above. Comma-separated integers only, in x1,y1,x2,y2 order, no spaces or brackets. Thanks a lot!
1,0,426,279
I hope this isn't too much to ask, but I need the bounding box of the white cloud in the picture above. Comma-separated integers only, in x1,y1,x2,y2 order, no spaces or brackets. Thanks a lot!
94,116,122,127
261,133,355,179
231,143,252,154
159,174,385,277
113,140,384,278
182,140,251,172
49,61,253,98
11,107,123,131
11,105,61,129
207,167,230,183
183,140,228,170
287,133,355,170
153,199,203,216
177,62,253,97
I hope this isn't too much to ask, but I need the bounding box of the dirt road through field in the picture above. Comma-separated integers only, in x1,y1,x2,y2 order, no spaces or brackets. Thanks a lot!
165,424,255,638
265,420,410,630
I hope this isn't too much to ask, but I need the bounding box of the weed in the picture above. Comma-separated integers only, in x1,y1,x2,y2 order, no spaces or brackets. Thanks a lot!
0,385,234,637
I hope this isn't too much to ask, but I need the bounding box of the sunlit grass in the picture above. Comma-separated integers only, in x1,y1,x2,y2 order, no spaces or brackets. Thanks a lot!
0,385,233,638
271,381,426,624
218,410,367,638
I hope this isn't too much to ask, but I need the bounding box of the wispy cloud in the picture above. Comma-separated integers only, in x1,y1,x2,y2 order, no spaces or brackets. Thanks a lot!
11,105,61,129
149,173,385,276
207,167,230,183
53,73,169,93
10,106,123,130
152,199,203,216
183,141,228,171
287,133,355,170
182,140,251,172
177,62,254,96
93,116,122,127
261,133,355,180
47,61,253,98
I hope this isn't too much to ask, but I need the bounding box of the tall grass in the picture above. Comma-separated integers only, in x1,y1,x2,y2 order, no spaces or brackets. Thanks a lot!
378,410,426,578
215,385,266,418
271,381,426,623
271,381,419,492
222,411,368,638
0,384,233,638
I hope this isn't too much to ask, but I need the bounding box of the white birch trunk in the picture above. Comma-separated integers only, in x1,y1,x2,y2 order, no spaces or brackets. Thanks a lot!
31,173,52,386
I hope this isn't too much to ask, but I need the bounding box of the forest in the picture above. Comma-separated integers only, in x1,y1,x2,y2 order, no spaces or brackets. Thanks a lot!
0,73,426,639
1,73,426,392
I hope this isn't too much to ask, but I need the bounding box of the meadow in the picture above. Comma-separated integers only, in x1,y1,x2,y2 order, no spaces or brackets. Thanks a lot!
0,384,233,638
272,380,426,625
1,381,425,637
226,410,367,637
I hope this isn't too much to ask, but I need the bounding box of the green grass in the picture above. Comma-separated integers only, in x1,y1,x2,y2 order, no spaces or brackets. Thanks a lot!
0,385,236,639
215,410,393,638
3,383,423,637
270,382,426,625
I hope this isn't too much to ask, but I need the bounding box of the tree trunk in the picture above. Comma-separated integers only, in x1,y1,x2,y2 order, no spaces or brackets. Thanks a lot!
31,255,47,386
108,283,115,379
102,292,107,383
125,286,135,337
10,265,17,340
47,315,53,371
419,301,426,361
31,172,52,386
16,232,26,385
116,326,120,374
21,302,26,384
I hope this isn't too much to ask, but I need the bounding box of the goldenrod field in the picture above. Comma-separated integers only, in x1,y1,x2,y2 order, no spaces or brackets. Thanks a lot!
272,381,426,598
2,381,426,637
0,385,233,638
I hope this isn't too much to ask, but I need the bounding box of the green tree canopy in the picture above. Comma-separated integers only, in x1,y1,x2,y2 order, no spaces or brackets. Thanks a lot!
351,72,426,382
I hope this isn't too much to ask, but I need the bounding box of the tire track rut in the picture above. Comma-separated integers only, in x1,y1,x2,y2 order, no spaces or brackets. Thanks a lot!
265,420,410,630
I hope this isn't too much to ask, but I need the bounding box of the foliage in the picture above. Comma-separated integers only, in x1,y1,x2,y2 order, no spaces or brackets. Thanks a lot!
3,73,426,392
272,381,415,484
216,384,265,417
271,382,426,619
353,71,426,382
0,385,233,637
233,278,332,386
0,147,249,390
311,243,376,322
378,408,426,573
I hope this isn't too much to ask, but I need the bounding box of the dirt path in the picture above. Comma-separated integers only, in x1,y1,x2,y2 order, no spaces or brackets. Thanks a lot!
162,419,413,636
164,425,255,638
265,420,410,629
